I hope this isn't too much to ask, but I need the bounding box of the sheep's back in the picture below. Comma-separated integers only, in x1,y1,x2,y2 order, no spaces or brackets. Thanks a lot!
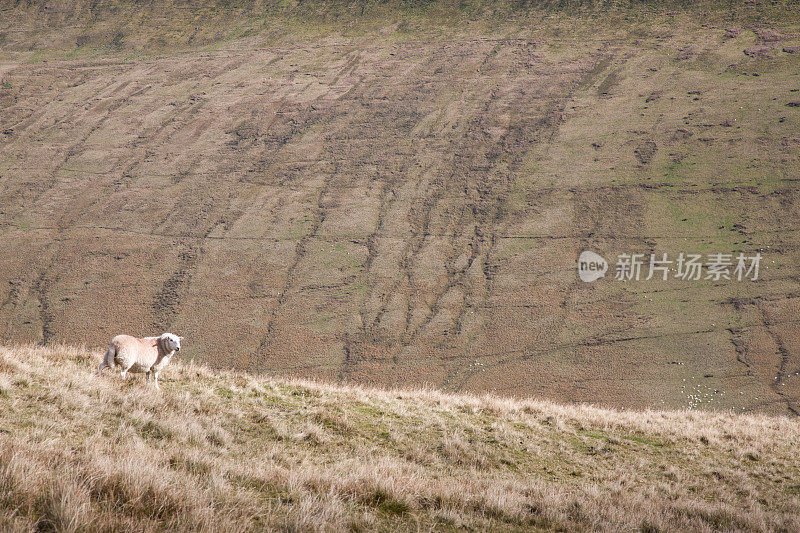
112,335,159,372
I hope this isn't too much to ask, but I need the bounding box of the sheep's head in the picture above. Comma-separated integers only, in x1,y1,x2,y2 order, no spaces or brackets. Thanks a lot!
160,333,182,353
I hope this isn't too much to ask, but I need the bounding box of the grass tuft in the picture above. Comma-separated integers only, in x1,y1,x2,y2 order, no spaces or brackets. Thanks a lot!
0,344,798,530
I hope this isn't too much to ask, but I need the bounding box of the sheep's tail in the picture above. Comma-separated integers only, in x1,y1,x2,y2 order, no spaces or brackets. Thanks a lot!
98,344,116,375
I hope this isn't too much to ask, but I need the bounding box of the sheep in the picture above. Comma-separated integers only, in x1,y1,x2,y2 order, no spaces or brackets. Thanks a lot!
97,333,182,389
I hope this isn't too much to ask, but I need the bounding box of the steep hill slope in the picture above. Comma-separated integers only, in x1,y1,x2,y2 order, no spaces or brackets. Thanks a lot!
0,1,799,413
1,344,799,531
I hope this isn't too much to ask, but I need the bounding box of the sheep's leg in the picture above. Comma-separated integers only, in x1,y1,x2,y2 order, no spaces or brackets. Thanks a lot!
120,368,128,380
153,371,160,390
97,346,115,375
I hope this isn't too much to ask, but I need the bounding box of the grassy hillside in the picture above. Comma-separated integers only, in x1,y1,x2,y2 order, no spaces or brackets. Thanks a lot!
0,343,799,531
1,1,799,414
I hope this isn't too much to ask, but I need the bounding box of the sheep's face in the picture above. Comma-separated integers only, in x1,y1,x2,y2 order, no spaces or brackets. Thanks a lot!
161,333,182,353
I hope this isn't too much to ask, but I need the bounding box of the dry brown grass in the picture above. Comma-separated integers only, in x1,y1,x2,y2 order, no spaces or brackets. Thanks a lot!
1,343,799,532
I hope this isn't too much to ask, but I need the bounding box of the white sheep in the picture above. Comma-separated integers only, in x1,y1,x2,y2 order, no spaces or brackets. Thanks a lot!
97,333,182,389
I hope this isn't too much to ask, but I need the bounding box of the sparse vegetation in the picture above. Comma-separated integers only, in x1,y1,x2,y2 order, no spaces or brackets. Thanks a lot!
1,343,799,531
0,2,799,414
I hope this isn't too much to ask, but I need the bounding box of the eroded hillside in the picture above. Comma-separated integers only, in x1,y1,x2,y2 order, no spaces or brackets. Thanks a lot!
1,1,799,413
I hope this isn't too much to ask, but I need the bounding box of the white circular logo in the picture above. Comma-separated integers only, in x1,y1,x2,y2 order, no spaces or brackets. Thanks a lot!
578,251,608,282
